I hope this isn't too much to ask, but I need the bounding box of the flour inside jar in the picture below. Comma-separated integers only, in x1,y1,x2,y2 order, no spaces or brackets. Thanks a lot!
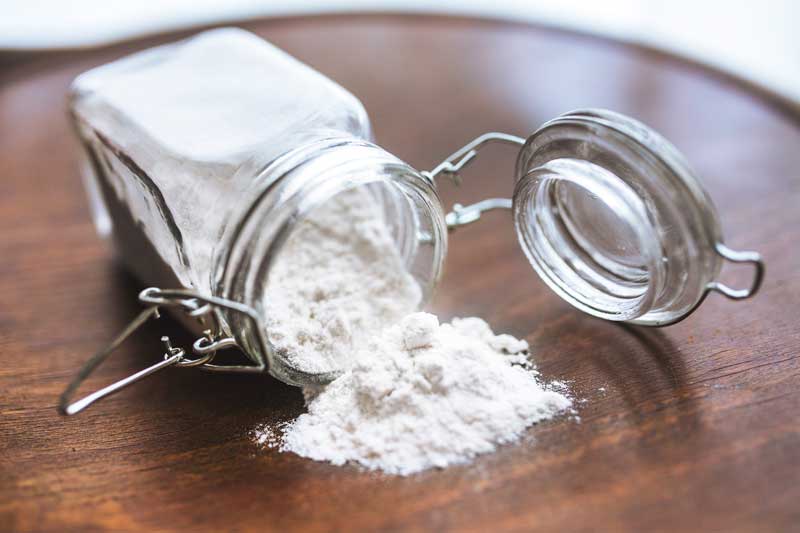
263,187,423,374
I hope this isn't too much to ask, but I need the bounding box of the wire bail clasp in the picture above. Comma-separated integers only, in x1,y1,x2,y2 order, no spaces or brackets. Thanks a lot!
707,243,765,300
423,132,524,230
58,287,267,416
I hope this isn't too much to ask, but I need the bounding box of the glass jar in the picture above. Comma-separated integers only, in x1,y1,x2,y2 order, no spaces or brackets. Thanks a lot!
60,28,763,414
68,28,447,388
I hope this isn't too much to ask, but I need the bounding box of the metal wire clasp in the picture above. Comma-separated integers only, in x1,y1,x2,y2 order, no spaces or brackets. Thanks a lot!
423,132,524,229
58,287,267,416
707,243,765,300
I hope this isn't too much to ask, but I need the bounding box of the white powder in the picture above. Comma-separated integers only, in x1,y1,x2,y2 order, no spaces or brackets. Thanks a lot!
277,313,572,475
263,187,422,374
256,186,573,475
252,423,281,447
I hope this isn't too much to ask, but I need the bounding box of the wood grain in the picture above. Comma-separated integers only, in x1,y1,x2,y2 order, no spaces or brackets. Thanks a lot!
1,14,798,532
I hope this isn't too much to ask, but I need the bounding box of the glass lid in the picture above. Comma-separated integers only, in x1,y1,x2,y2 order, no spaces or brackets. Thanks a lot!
427,109,764,326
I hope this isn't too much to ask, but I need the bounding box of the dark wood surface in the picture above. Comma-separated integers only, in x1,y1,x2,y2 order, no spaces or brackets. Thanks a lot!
1,14,798,532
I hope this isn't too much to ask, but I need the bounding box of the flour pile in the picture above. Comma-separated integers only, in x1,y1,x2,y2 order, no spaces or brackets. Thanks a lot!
255,187,573,475
278,312,572,475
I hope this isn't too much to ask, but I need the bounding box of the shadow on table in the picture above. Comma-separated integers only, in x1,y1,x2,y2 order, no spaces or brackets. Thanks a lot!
570,315,703,439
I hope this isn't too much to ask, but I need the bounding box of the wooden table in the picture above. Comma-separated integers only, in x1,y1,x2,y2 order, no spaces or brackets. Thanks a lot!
1,15,798,532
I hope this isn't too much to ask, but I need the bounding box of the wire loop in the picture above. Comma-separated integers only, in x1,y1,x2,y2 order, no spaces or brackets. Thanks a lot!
707,243,765,300
58,287,266,415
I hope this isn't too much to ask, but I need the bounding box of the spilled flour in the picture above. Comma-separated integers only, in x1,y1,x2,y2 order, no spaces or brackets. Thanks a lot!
279,313,572,475
255,187,573,475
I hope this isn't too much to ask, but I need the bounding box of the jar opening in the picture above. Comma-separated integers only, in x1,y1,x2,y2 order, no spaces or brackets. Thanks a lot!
220,141,447,386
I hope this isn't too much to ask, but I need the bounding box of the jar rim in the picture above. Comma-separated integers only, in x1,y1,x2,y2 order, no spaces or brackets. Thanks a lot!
216,138,447,385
